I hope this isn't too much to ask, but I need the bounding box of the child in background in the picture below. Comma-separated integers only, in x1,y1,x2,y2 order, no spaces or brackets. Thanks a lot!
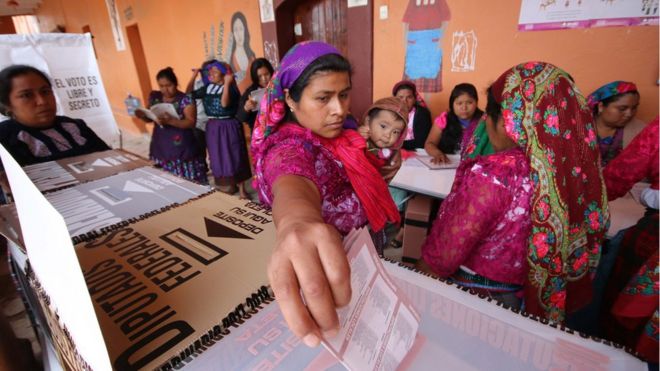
359,97,409,254
187,60,251,198
425,83,484,163
136,67,208,184
359,97,409,167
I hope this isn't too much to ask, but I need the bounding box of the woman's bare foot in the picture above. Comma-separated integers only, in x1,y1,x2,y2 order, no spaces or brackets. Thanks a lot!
238,183,249,200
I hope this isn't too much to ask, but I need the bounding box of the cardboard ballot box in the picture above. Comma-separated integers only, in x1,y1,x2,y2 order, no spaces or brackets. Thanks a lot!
0,143,276,370
32,192,276,370
0,166,210,253
402,194,433,264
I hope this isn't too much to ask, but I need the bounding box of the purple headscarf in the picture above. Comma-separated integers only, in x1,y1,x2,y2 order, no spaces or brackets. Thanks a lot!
200,60,230,85
251,41,341,151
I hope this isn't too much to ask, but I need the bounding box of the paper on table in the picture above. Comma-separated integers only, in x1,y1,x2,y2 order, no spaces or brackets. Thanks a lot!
416,154,460,170
322,227,420,371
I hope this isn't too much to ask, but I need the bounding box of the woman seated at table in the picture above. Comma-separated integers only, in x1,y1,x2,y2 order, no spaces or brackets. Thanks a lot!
599,116,658,362
424,83,483,163
0,65,109,166
392,80,432,151
419,62,607,322
587,81,640,166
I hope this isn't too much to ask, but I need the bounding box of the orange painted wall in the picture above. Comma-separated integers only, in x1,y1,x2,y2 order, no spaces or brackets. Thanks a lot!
35,0,264,134
374,0,659,124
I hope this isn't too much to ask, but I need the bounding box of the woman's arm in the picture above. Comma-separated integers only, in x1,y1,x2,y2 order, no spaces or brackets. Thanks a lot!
159,103,197,129
603,118,659,201
424,124,448,163
421,171,505,277
236,88,256,124
221,74,234,108
269,175,351,347
380,149,402,182
185,69,200,94
135,92,155,123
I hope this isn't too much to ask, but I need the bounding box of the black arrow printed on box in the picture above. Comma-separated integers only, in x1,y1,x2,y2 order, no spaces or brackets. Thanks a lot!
204,217,253,240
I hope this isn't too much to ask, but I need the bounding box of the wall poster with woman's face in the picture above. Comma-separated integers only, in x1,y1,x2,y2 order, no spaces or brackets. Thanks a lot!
225,11,256,85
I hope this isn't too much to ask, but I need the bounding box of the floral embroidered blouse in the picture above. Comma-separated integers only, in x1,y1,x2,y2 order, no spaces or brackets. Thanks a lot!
603,117,659,200
421,148,533,284
258,125,368,235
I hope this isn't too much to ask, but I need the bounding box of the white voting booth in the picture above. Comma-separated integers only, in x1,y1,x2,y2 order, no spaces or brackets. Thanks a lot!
0,33,120,148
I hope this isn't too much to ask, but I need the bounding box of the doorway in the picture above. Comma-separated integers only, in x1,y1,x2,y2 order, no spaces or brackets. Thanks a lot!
292,0,348,56
81,25,97,59
264,0,373,118
124,24,151,108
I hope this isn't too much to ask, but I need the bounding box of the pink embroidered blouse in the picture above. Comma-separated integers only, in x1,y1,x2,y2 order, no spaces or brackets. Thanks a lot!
421,148,533,284
259,126,368,235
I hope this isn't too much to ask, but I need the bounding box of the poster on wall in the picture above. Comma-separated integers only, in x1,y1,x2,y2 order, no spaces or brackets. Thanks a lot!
0,33,120,147
259,0,275,23
450,30,477,72
104,0,126,51
348,0,369,7
401,0,451,93
518,0,659,31
590,0,659,27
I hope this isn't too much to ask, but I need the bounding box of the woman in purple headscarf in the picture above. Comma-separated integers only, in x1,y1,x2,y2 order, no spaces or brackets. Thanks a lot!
186,60,251,197
252,41,400,347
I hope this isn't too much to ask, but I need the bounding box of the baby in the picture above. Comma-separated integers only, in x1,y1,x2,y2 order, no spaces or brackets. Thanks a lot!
359,97,409,166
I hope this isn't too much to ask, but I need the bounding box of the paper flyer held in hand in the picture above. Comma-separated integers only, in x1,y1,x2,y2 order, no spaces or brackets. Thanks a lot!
249,88,267,111
322,227,421,371
135,103,179,125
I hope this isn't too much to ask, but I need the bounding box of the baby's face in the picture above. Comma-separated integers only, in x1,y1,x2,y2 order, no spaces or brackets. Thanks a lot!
368,110,405,148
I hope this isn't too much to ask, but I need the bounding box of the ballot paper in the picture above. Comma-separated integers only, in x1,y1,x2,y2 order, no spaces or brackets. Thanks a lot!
19,149,150,193
415,153,460,170
322,227,421,371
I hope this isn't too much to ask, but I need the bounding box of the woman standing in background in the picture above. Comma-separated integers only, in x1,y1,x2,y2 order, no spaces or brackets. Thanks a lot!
187,60,251,198
136,67,208,183
236,58,274,133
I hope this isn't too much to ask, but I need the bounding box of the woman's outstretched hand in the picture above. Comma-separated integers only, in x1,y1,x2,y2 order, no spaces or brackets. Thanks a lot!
269,175,352,347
